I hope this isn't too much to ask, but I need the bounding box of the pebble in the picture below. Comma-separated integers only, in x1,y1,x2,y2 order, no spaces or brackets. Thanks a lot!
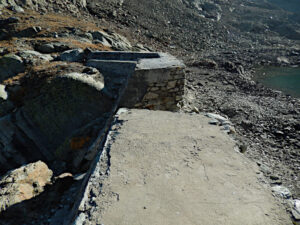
259,164,271,174
292,199,300,220
10,5,24,13
271,185,292,199
291,199,300,220
209,119,219,125
206,113,228,123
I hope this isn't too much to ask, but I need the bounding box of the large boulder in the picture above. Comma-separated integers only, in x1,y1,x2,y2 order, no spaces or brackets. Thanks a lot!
0,62,118,175
0,54,25,82
91,30,132,51
18,72,113,172
35,42,70,53
58,48,84,62
0,161,53,213
19,50,53,65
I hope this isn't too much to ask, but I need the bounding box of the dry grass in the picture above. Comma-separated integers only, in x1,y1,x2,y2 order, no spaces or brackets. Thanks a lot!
2,72,27,85
0,9,112,52
2,61,83,85
0,38,21,53
27,37,112,51
1,9,101,33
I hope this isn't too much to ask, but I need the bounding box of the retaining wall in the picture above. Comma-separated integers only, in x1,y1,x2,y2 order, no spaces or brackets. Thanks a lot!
86,51,185,111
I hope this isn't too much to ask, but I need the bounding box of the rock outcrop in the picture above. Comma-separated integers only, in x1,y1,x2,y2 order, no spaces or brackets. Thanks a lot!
0,161,53,212
0,54,25,82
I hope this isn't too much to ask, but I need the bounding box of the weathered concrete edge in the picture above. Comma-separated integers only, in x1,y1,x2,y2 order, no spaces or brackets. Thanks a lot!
136,53,185,70
71,109,127,225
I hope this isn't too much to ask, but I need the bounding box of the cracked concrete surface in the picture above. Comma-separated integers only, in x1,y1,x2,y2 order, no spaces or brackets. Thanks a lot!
77,109,291,225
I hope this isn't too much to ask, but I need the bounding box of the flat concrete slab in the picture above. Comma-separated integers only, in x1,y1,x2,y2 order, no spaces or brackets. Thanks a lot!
78,109,291,225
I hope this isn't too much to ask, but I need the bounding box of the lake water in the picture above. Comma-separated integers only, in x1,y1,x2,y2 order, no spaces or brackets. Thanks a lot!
254,67,300,98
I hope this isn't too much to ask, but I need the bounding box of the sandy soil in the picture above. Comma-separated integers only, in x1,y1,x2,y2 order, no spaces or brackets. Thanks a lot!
80,109,291,225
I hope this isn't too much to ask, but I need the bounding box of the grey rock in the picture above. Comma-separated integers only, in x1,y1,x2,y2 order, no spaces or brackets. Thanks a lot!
132,43,151,52
19,50,53,64
0,84,7,100
9,5,24,13
292,209,300,221
209,119,219,125
259,164,271,174
0,161,53,213
109,32,132,51
82,67,98,75
19,72,112,171
0,54,25,82
277,56,290,65
91,30,132,50
223,61,236,72
271,186,292,199
35,42,70,53
237,65,245,75
91,31,112,47
269,174,280,180
239,144,247,153
292,200,300,221
206,113,228,124
221,124,234,133
190,58,218,69
35,43,55,53
59,49,84,62
0,17,19,26
17,26,41,37
81,32,93,40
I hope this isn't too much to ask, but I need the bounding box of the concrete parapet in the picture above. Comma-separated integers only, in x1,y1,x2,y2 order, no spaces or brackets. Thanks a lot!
86,51,185,111
87,51,160,61
86,59,137,77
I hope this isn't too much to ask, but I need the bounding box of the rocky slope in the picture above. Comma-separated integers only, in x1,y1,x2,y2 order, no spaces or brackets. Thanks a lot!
0,3,146,224
0,0,300,224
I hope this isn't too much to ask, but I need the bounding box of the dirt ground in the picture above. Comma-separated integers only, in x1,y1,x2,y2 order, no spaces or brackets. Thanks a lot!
80,109,291,225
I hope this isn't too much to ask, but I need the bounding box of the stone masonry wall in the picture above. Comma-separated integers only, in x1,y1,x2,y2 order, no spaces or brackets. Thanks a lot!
114,52,186,111
133,67,185,111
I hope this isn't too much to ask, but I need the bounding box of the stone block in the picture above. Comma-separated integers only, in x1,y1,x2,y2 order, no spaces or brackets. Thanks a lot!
167,80,177,89
143,92,159,100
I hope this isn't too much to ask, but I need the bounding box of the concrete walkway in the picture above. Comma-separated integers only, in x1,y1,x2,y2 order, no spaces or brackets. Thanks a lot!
77,109,291,225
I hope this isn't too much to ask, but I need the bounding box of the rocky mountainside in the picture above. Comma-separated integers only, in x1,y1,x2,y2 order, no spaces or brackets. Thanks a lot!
0,3,149,224
0,0,300,224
